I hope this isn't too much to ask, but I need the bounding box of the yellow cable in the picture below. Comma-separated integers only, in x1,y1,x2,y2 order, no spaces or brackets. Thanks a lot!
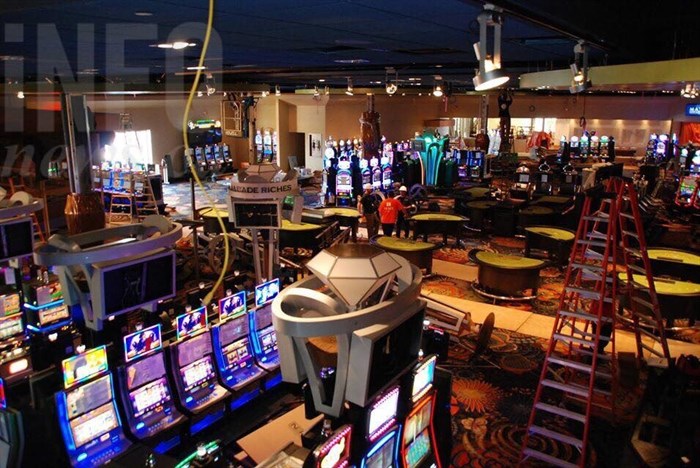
181,0,228,306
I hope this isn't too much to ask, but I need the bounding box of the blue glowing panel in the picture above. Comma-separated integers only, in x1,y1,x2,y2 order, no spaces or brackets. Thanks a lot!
123,324,162,363
255,278,280,307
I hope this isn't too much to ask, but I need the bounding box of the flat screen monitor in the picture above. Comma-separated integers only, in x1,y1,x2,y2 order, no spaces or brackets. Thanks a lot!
204,146,214,162
314,425,352,468
64,374,117,447
232,201,281,229
177,333,215,392
36,301,70,326
62,346,109,389
0,292,20,317
219,291,246,322
336,172,352,190
176,307,208,340
124,324,162,363
0,315,23,341
365,430,398,468
0,218,33,263
220,319,254,374
98,250,175,318
70,402,119,448
367,385,400,440
219,314,249,346
403,398,433,468
518,173,530,183
540,174,548,183
411,356,436,402
255,278,280,308
679,177,697,197
124,352,170,419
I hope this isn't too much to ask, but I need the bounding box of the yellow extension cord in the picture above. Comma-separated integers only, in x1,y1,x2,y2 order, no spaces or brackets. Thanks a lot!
181,0,228,306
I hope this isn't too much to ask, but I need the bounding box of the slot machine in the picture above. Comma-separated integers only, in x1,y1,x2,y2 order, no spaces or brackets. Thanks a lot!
557,136,570,165
558,164,580,196
360,159,371,188
194,147,207,172
117,324,185,446
0,285,32,384
370,156,382,191
675,176,699,207
600,135,615,162
212,290,266,409
204,146,216,169
381,156,393,191
569,136,580,159
55,346,132,467
468,151,484,181
168,308,229,434
303,425,353,468
213,143,224,167
0,377,25,467
400,355,441,468
335,160,353,207
249,278,282,390
533,160,553,196
222,144,232,163
356,385,402,468
255,130,264,163
691,150,700,175
263,130,273,163
509,165,532,200
589,135,600,158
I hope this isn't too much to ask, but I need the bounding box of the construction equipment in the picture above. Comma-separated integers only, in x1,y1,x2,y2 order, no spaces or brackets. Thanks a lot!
519,178,671,467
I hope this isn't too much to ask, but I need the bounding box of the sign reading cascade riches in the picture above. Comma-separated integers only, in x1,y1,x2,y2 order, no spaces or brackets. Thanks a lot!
229,179,298,199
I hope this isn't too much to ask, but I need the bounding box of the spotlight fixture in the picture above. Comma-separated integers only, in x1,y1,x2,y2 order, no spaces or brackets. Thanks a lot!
261,90,269,97
472,4,510,91
345,78,354,96
569,41,591,94
275,85,281,96
681,83,699,99
433,76,444,97
16,91,24,99
385,67,398,95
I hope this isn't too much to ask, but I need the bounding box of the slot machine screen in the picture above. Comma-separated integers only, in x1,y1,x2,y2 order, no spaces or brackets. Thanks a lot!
220,321,254,374
125,352,166,391
176,307,208,340
204,146,214,162
37,302,70,326
368,386,400,440
411,356,436,402
128,377,170,419
540,174,548,183
518,173,530,183
403,399,433,467
255,278,280,307
65,374,118,447
124,324,162,363
220,314,249,346
62,346,109,389
254,304,278,358
177,333,215,392
0,292,20,317
365,431,398,468
0,218,34,262
0,315,22,340
232,201,281,229
679,177,696,197
219,291,246,322
194,147,204,165
315,425,352,468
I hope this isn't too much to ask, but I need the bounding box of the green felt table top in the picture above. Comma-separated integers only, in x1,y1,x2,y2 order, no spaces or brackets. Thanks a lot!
411,213,465,221
525,226,575,241
475,251,545,269
281,219,323,231
647,248,700,266
534,196,572,204
618,273,700,295
520,206,554,215
373,236,436,251
466,200,497,209
466,187,492,197
327,207,361,218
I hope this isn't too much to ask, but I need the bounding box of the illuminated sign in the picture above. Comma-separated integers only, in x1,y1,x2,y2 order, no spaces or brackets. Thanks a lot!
219,291,247,322
62,346,109,389
255,278,280,308
124,324,162,362
686,103,700,116
176,307,208,340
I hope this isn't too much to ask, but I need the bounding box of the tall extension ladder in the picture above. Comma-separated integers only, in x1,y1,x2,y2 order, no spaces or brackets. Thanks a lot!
519,178,671,467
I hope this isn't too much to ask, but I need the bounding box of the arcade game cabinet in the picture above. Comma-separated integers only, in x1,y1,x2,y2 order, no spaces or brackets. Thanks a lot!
510,164,532,200
168,308,229,434
212,290,267,409
55,346,132,467
249,278,282,390
117,324,185,446
401,355,441,468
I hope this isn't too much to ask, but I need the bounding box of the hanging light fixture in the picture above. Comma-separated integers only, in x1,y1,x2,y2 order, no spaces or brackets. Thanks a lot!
569,40,591,94
681,82,699,99
472,4,510,91
345,77,354,96
432,76,444,97
313,85,320,98
275,85,281,96
385,67,398,95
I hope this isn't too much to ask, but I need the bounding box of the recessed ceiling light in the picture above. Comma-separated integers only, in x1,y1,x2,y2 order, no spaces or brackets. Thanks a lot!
334,59,369,64
153,42,196,50
408,77,421,81
435,64,443,68
186,66,207,71
134,11,153,16
0,55,24,61
318,79,326,82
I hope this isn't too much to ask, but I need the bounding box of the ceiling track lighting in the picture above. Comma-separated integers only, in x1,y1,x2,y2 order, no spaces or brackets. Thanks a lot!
346,77,354,96
472,4,510,92
385,67,398,95
681,82,699,99
569,40,592,94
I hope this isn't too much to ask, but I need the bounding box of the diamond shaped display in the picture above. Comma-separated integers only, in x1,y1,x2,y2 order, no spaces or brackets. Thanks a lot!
239,163,281,182
306,244,402,310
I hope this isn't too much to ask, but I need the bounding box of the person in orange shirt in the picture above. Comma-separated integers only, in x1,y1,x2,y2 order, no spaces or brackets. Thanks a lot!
378,191,407,237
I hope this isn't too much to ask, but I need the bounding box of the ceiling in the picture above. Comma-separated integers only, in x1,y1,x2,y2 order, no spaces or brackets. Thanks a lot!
1,0,698,94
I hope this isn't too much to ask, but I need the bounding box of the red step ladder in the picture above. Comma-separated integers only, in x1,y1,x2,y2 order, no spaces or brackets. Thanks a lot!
519,178,671,467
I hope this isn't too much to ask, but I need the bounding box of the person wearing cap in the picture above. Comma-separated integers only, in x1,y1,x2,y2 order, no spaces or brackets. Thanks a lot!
395,185,415,238
357,184,380,239
378,190,407,237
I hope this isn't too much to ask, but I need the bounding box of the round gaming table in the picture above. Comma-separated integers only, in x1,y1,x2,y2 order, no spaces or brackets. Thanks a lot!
518,205,554,230
532,195,573,209
618,273,700,328
409,213,466,246
454,187,492,216
465,200,497,231
280,219,325,254
472,251,546,301
325,207,361,242
524,226,575,267
646,248,700,282
371,235,438,275
197,205,236,234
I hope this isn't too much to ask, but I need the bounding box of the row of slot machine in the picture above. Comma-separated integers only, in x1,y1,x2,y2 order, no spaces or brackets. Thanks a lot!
192,144,233,173
254,129,278,164
645,133,677,164
676,144,700,209
261,355,444,468
53,278,284,467
556,134,616,163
